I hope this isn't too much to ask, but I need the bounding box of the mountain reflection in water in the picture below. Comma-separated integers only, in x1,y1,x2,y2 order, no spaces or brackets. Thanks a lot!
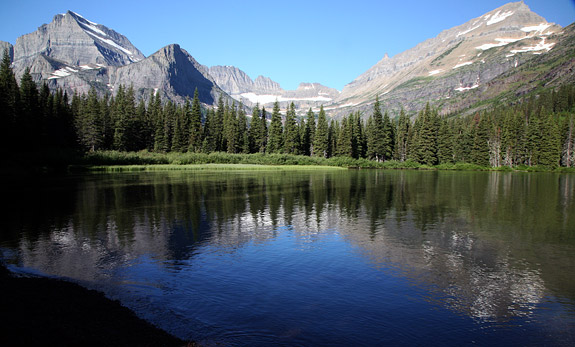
2,170,574,345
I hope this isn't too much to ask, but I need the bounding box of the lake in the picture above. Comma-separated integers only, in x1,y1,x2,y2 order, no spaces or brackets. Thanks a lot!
1,169,574,345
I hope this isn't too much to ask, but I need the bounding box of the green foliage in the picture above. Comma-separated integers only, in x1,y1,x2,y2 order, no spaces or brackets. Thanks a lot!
3,53,574,173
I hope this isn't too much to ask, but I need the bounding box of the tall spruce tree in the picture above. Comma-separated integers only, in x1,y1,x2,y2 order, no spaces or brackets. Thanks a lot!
394,109,410,162
313,105,329,158
366,96,385,161
267,101,284,153
283,102,300,154
304,108,316,156
188,88,202,152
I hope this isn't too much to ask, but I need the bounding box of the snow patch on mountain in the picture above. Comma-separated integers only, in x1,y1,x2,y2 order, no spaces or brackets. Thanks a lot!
240,93,333,104
521,23,552,34
452,62,473,69
510,37,555,54
476,37,525,50
486,10,514,25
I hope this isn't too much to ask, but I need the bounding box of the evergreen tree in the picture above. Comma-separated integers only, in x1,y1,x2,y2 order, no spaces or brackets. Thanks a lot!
249,104,264,153
201,108,217,153
366,96,385,161
303,108,315,156
537,109,560,167
561,115,575,167
313,105,329,158
238,106,250,153
188,88,202,152
214,95,225,151
0,49,19,150
437,117,454,164
394,109,410,162
19,67,41,149
76,87,103,151
470,113,490,167
412,103,439,165
283,102,300,154
224,102,239,153
382,111,394,160
336,115,354,157
171,103,187,152
267,101,284,153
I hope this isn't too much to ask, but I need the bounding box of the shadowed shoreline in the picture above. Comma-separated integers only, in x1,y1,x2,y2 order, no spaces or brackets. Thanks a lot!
0,263,191,346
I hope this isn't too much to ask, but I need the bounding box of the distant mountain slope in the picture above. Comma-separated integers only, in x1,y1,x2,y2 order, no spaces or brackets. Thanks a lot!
330,1,565,117
209,65,340,112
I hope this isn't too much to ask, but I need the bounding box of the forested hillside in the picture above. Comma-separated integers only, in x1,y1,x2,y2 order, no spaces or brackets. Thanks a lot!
1,50,574,169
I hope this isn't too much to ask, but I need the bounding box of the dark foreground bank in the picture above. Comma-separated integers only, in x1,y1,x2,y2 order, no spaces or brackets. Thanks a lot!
0,264,190,346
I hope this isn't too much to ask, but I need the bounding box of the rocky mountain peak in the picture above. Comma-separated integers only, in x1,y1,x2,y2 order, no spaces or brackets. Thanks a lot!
333,1,562,117
11,10,144,78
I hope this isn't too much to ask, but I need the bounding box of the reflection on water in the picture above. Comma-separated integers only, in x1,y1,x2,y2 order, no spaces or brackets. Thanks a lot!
2,170,575,345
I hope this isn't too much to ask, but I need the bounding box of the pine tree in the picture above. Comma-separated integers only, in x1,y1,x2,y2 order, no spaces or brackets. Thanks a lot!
171,103,187,152
394,109,410,162
0,49,19,150
303,108,315,156
537,109,560,167
313,105,329,158
188,88,202,152
238,106,250,154
412,103,439,165
562,115,575,167
366,96,385,161
224,101,239,153
214,95,225,151
437,117,453,164
248,104,263,153
267,101,283,153
19,67,41,149
76,87,103,151
201,108,216,153
283,102,300,154
470,113,490,167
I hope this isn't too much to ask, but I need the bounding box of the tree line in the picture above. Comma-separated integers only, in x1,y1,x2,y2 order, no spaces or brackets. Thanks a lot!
1,50,574,168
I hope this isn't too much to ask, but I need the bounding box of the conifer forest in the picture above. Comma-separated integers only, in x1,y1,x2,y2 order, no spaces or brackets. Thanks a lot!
1,51,574,169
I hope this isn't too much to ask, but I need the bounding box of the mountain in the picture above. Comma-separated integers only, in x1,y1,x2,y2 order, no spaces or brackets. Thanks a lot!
12,11,144,77
209,65,340,112
0,41,13,60
330,1,565,117
8,11,231,106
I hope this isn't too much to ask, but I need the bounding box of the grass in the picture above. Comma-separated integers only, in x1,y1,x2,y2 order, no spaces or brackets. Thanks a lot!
87,163,346,172
74,150,575,173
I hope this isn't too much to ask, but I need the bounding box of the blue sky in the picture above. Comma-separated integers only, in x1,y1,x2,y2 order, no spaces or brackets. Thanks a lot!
1,1,574,91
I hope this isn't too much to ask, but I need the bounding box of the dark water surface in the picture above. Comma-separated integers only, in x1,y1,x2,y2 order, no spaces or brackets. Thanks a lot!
2,169,575,345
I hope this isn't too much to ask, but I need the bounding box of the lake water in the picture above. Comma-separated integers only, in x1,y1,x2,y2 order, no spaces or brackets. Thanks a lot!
2,169,575,346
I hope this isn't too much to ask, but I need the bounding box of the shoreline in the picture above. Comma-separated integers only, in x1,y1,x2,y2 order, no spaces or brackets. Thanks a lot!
0,264,191,346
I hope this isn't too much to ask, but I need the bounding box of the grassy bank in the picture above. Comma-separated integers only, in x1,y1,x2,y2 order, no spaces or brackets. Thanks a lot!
75,150,575,173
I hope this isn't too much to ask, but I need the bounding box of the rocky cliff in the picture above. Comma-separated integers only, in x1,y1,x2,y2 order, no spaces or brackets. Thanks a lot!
8,11,232,107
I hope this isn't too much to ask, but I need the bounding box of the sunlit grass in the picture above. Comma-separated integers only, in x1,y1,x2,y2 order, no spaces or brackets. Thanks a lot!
76,150,575,173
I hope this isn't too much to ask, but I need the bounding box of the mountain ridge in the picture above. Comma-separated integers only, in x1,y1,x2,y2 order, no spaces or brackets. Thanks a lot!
2,2,572,116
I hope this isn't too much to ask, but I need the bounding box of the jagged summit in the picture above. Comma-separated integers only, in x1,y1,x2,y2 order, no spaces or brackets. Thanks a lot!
12,10,144,79
208,65,339,111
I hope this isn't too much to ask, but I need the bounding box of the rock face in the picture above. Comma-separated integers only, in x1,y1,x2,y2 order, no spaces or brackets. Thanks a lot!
331,1,563,117
0,41,13,60
107,44,224,105
8,11,231,106
12,11,144,77
209,65,340,113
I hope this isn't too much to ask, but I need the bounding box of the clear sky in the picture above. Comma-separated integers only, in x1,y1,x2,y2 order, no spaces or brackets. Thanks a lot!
1,0,574,91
